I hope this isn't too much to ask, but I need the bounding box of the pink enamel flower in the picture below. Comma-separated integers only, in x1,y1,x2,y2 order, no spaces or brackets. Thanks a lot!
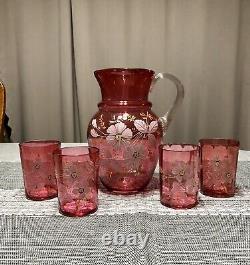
106,122,133,143
124,144,147,171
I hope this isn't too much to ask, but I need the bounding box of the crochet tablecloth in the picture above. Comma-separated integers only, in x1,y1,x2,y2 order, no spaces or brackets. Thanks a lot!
0,144,249,264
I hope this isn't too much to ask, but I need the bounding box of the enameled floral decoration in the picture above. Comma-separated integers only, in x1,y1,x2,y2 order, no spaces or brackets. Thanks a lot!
88,68,184,194
159,144,200,209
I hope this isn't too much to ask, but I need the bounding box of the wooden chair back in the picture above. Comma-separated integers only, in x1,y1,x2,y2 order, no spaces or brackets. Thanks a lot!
0,81,6,142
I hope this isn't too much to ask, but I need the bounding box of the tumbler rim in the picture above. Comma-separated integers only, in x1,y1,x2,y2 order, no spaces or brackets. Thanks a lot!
159,144,199,153
199,138,240,147
19,140,61,148
53,146,99,157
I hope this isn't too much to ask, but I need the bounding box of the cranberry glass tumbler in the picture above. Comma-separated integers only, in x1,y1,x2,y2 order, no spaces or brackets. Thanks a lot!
200,139,239,197
159,144,200,209
19,140,61,200
54,147,99,217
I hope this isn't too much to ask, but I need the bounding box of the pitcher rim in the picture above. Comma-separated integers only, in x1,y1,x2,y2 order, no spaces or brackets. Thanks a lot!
94,68,155,76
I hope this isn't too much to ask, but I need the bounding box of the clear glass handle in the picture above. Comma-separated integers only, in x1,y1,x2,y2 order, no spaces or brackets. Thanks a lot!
151,73,184,135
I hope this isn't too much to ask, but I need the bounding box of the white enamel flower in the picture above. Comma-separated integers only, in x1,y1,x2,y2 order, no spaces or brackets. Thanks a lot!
92,119,97,128
116,113,129,122
134,120,158,134
106,122,132,143
90,129,99,137
122,113,129,120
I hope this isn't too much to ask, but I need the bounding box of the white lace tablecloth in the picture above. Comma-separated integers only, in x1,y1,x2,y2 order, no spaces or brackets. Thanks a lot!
0,143,249,264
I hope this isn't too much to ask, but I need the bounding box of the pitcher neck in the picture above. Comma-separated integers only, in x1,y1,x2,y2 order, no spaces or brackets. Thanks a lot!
94,68,155,102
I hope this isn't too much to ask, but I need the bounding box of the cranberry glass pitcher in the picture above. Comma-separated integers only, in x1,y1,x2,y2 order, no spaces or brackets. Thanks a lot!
87,68,184,194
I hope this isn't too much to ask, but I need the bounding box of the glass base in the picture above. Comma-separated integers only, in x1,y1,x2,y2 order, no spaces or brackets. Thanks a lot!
59,207,97,217
106,189,144,195
25,190,57,201
160,200,198,209
101,179,150,195
59,201,97,217
201,189,235,198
